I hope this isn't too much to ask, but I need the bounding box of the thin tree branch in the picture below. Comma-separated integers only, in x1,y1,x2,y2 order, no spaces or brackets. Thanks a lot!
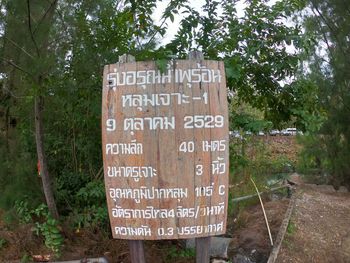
133,13,143,50
33,0,58,35
144,17,167,49
1,77,29,99
310,0,347,56
27,0,41,57
1,57,33,77
39,0,59,54
143,0,184,49
319,55,331,66
3,36,35,59
54,4,70,38
310,8,335,62
340,0,350,17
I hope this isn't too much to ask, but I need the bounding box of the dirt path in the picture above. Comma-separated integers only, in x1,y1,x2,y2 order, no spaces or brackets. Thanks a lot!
277,185,350,263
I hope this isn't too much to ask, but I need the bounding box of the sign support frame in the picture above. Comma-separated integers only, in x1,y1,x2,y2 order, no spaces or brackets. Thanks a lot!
128,240,146,263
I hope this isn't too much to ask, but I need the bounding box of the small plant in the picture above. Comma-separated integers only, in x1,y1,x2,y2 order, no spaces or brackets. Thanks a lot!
0,238,7,250
33,216,64,257
287,220,296,235
166,245,195,260
15,201,64,257
14,200,32,224
282,237,293,249
227,191,234,216
20,253,30,263
72,180,108,231
32,204,64,257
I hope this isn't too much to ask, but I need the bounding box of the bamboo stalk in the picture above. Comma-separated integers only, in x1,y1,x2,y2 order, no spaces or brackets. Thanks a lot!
250,177,274,247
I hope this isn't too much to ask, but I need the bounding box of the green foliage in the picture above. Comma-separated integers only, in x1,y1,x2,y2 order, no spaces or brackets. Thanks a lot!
229,96,272,132
230,112,272,134
167,0,307,127
229,135,295,219
14,200,32,224
0,238,7,250
166,245,195,260
288,79,325,132
33,215,64,257
15,201,64,257
287,220,296,235
297,0,350,187
20,254,30,263
227,191,234,216
0,134,42,211
71,180,108,229
296,134,326,173
155,59,169,73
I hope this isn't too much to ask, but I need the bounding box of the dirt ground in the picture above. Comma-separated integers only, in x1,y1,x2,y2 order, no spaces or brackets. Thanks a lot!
277,184,350,263
228,196,290,263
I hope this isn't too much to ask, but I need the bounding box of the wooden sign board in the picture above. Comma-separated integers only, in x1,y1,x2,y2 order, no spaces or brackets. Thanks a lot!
102,59,229,240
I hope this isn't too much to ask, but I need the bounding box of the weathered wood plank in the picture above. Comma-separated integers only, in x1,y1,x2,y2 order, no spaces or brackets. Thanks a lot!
196,237,211,263
128,240,146,263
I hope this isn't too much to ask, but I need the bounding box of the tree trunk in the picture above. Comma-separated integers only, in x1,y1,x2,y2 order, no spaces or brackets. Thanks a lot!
35,95,59,219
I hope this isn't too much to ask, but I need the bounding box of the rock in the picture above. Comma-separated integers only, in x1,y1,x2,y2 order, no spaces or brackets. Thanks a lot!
186,237,232,259
306,183,318,189
270,192,284,201
342,236,350,257
51,258,108,263
305,184,335,193
231,253,255,263
288,173,303,185
338,186,349,193
316,185,336,193
212,259,230,263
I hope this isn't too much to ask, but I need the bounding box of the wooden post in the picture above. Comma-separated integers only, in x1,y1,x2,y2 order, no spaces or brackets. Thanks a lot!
188,50,204,60
118,54,136,64
118,54,146,263
196,237,211,263
187,51,211,263
128,240,146,263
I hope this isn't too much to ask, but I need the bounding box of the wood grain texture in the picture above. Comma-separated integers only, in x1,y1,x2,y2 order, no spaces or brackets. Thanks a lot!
128,240,146,263
196,237,211,263
102,60,229,240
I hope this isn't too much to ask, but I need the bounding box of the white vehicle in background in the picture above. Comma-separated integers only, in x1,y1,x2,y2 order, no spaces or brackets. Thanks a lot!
281,128,297,136
257,131,265,136
269,129,280,136
229,130,243,139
